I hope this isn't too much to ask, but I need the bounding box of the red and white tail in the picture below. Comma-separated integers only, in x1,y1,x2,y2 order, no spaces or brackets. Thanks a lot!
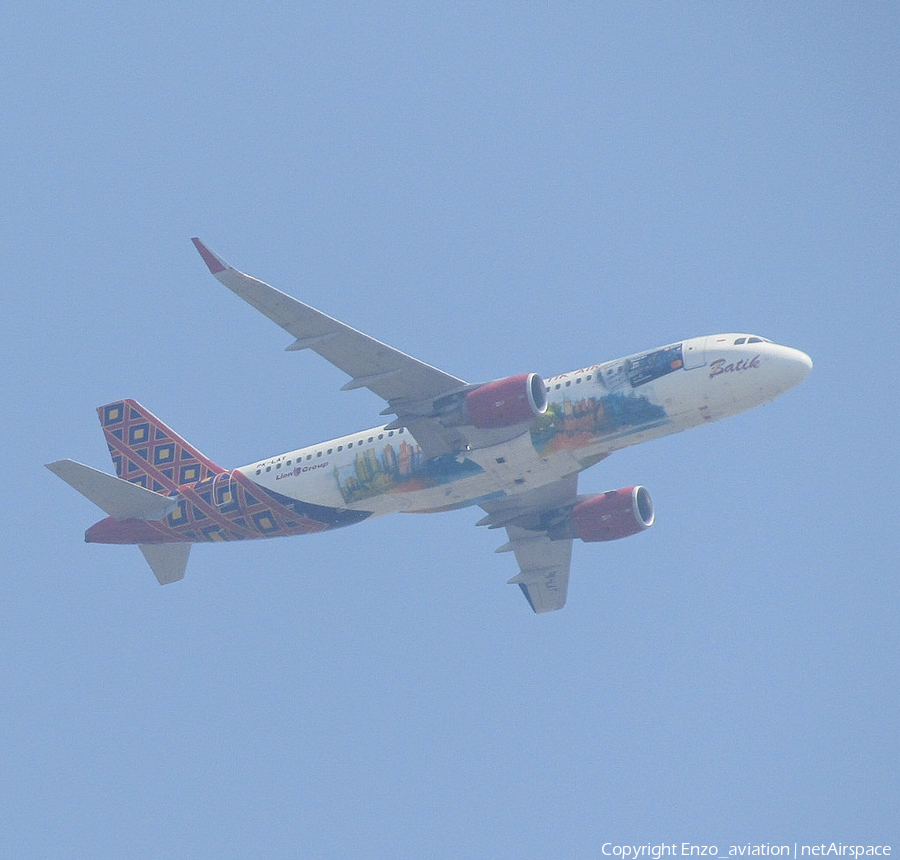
98,399,223,493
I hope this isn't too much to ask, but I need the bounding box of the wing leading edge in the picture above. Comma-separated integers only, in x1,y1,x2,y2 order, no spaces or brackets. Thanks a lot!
192,239,469,456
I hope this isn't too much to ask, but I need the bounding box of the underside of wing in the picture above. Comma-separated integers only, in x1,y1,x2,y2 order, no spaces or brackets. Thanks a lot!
503,527,572,613
479,477,579,614
192,239,468,454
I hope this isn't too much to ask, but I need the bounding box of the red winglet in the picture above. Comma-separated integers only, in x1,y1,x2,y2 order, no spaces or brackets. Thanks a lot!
191,237,228,274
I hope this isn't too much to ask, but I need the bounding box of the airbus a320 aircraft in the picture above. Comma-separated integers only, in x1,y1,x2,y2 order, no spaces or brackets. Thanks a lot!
47,240,812,613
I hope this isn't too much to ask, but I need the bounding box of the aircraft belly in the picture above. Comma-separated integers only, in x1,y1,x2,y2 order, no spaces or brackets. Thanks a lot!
235,439,538,518
242,431,580,517
233,340,784,525
243,455,561,518
240,359,740,521
240,465,354,514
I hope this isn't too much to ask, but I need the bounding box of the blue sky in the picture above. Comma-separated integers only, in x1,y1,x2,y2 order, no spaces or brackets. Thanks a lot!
2,3,897,858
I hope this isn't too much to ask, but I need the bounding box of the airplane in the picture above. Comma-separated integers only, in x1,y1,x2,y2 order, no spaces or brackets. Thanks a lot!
46,239,812,613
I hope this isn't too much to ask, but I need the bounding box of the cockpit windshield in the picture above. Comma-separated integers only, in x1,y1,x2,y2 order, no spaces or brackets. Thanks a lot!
733,335,771,345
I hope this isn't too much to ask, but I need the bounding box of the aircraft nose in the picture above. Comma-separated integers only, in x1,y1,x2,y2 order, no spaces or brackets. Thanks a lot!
776,345,813,389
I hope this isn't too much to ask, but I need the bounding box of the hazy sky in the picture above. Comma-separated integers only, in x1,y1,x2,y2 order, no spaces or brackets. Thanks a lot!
2,3,897,858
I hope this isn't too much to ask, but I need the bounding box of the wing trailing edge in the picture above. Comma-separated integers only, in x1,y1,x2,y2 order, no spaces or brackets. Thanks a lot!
479,477,579,613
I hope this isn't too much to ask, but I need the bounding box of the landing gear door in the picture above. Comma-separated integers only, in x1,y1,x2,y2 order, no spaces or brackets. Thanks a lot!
682,337,707,370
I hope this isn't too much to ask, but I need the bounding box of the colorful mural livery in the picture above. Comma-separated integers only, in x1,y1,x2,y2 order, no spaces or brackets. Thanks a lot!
530,344,683,455
334,439,484,504
531,392,668,455
602,342,685,391
47,238,813,610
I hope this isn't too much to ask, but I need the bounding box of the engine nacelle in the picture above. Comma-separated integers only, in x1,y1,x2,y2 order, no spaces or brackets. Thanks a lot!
463,373,547,429
550,486,654,543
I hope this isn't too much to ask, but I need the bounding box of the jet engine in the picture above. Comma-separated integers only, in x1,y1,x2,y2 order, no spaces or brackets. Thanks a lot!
435,373,548,430
548,486,655,543
466,373,547,428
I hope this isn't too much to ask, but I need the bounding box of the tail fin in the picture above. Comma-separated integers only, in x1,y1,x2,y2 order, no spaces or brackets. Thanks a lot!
98,399,223,493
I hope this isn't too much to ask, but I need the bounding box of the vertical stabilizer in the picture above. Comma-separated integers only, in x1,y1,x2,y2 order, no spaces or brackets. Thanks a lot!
98,400,223,493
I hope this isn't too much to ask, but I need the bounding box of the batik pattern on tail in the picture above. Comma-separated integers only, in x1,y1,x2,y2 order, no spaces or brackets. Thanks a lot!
90,399,370,545
154,471,348,543
99,399,223,493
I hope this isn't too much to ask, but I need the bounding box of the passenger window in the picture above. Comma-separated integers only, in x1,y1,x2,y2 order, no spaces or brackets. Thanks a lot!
348,442,353,448
316,451,322,457
327,449,333,455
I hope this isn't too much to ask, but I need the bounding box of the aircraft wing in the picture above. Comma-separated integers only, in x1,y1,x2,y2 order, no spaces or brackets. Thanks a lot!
478,477,579,613
191,238,467,408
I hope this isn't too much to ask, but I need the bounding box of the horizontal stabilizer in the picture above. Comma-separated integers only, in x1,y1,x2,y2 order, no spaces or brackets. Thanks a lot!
45,460,178,520
139,543,191,584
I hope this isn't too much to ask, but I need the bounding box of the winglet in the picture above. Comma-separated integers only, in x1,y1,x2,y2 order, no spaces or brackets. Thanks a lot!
191,237,229,274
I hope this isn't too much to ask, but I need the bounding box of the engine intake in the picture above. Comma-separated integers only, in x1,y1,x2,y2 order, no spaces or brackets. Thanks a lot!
549,486,654,543
464,373,547,429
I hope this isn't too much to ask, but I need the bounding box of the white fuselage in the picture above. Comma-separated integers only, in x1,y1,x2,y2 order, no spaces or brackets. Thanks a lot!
238,334,812,518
